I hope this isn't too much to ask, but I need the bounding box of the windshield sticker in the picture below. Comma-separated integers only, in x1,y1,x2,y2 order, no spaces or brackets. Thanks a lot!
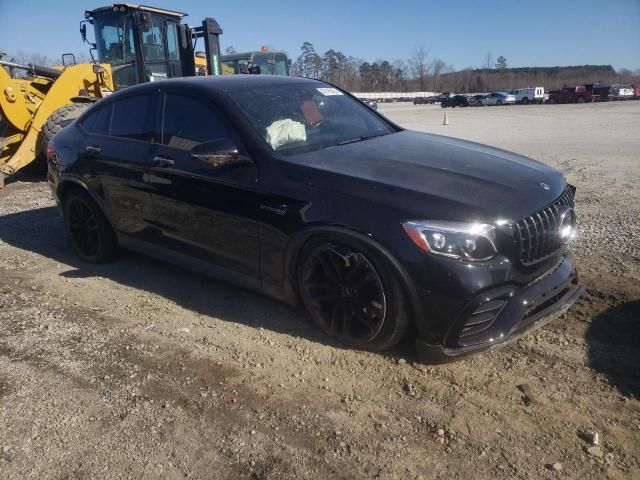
317,87,343,96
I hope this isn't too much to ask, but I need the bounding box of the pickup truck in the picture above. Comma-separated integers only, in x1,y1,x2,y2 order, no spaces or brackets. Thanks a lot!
514,87,544,104
548,85,593,104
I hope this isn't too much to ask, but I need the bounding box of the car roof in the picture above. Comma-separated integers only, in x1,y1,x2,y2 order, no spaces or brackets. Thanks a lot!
106,75,324,101
153,75,317,91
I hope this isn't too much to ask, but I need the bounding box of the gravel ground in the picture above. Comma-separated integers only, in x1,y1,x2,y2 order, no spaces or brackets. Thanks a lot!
0,101,639,479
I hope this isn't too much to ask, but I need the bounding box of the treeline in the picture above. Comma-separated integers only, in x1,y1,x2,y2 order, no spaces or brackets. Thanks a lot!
291,42,640,93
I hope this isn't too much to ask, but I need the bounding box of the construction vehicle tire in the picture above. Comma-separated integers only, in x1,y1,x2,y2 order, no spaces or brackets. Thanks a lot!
41,103,91,152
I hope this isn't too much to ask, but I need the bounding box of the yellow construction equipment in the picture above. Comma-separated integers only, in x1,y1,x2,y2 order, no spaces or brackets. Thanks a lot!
0,4,225,187
0,59,114,184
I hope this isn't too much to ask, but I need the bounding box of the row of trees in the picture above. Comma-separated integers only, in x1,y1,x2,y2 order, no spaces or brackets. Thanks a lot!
291,42,640,93
6,45,639,94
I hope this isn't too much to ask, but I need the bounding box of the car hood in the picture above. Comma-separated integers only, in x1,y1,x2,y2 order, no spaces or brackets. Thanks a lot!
282,130,566,222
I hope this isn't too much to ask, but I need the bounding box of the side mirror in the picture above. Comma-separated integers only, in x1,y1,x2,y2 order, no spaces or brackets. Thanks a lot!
190,138,251,168
80,23,87,43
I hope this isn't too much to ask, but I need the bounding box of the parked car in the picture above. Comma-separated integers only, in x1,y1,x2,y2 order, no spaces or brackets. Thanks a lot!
548,86,593,104
364,100,378,110
441,95,469,108
413,96,437,105
437,92,456,102
514,87,544,104
609,84,635,100
468,94,487,106
477,92,516,106
47,75,582,361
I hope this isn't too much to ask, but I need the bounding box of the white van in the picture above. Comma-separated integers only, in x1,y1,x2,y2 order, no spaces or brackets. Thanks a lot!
514,87,545,104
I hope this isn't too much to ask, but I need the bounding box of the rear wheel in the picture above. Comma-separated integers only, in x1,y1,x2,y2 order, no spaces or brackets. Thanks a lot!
41,103,91,153
522,97,529,104
298,239,410,351
63,190,117,263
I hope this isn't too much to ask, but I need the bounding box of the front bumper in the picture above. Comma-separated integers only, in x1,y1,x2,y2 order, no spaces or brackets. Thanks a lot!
415,254,583,363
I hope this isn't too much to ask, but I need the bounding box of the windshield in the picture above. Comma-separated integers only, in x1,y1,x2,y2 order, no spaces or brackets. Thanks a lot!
93,11,139,88
228,83,396,155
93,11,136,66
251,53,275,74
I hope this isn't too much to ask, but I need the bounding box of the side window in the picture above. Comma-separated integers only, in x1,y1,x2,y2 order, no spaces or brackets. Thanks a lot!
166,22,180,60
110,94,155,142
161,93,231,150
81,104,112,135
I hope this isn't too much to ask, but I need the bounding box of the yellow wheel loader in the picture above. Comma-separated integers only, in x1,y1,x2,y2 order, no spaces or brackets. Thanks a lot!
0,3,223,187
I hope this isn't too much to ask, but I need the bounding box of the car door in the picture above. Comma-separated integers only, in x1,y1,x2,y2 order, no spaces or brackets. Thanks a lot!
80,92,158,240
145,90,260,278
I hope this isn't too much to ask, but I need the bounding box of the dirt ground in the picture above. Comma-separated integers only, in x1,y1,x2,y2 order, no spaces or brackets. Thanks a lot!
0,101,639,480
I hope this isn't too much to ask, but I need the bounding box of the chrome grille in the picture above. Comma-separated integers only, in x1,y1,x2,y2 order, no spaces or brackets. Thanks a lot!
513,185,576,265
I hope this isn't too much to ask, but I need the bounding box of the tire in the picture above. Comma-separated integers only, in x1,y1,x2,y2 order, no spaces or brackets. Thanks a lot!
497,100,503,105
522,97,529,105
441,103,447,108
577,97,585,103
549,98,557,104
41,103,91,153
298,237,410,351
63,189,117,264
476,101,482,106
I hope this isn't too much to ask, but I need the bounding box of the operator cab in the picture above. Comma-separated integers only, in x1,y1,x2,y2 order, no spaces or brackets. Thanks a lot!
83,4,193,89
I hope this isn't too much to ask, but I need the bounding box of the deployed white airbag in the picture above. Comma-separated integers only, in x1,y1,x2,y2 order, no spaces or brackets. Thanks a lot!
266,119,306,149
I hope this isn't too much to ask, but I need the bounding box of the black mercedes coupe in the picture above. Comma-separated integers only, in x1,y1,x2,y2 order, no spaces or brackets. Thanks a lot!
47,76,582,361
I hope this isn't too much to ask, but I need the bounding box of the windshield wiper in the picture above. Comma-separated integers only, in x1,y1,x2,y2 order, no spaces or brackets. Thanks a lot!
336,132,387,146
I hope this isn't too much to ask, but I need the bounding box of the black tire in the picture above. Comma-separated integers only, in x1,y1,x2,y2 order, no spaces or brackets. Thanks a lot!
549,98,557,104
298,237,410,351
63,189,117,263
497,100,503,105
522,97,529,105
577,97,585,103
41,103,90,153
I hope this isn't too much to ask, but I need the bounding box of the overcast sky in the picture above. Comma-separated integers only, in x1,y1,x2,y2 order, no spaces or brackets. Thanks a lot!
1,0,639,70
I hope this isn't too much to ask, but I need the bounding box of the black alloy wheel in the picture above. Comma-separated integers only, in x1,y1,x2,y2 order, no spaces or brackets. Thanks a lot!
63,191,117,263
300,243,391,347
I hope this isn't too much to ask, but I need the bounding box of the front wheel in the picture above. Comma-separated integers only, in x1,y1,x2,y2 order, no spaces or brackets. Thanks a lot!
63,190,117,263
497,100,503,105
298,240,410,351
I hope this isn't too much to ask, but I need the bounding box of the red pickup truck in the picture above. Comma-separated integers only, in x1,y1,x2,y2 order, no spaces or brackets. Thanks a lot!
548,85,593,104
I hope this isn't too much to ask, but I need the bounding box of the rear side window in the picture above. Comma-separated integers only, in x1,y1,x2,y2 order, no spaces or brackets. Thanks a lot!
81,104,112,135
110,94,155,142
161,93,231,150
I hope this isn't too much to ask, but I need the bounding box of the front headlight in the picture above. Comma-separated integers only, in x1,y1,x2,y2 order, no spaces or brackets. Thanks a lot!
402,220,498,261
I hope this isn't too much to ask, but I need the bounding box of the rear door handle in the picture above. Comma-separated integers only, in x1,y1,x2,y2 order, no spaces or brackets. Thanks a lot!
153,156,175,168
86,145,101,155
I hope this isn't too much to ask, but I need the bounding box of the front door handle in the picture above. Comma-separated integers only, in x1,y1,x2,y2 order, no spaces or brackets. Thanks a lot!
86,145,101,156
153,156,175,168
